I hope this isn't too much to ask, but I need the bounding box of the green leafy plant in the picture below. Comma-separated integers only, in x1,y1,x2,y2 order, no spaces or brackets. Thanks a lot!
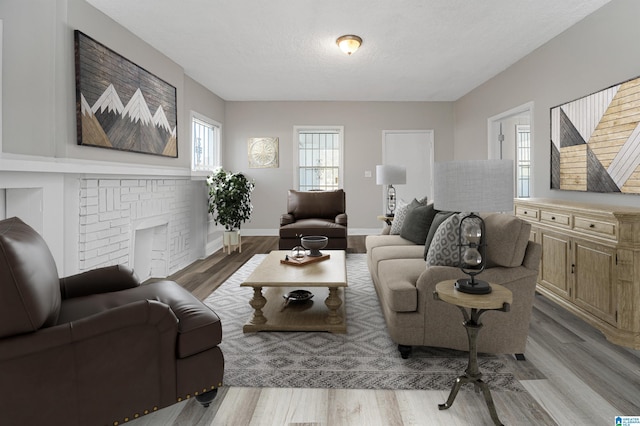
206,168,255,231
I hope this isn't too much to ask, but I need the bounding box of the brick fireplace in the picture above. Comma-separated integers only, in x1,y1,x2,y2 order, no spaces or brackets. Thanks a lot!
78,178,194,277
0,158,210,278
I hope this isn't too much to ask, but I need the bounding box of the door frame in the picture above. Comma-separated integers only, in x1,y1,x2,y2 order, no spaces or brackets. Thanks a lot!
487,101,535,196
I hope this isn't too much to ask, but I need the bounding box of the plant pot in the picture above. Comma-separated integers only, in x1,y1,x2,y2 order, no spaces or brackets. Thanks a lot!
223,230,241,254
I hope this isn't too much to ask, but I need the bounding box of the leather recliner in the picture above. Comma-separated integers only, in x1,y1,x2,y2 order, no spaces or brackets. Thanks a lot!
0,217,224,426
279,189,348,250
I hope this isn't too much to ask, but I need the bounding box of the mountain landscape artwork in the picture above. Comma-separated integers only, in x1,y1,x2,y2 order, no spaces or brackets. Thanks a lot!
550,74,640,194
74,30,177,157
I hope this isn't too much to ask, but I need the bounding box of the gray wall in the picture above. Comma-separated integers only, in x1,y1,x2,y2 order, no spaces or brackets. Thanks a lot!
224,101,454,231
454,0,640,208
1,0,227,268
1,0,226,169
183,76,226,254
5,0,639,242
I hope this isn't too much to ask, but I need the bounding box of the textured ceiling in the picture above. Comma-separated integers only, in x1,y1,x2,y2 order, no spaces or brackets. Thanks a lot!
87,0,611,102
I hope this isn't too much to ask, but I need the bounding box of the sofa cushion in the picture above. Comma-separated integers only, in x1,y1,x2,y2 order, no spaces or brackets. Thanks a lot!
365,234,415,252
279,218,347,239
484,213,531,267
423,211,456,260
400,203,437,245
425,213,463,267
371,244,426,269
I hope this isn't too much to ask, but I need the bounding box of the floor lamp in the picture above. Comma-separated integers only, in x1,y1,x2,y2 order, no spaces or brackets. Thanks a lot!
433,159,514,294
376,165,406,216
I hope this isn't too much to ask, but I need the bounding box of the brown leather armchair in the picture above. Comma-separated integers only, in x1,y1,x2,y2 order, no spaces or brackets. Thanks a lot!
279,189,348,250
0,217,224,426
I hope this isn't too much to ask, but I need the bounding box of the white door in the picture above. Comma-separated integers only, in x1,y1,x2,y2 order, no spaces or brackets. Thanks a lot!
382,130,434,211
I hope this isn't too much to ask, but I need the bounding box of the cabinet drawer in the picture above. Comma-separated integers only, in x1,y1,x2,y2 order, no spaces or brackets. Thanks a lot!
540,210,571,227
574,216,616,238
515,206,539,220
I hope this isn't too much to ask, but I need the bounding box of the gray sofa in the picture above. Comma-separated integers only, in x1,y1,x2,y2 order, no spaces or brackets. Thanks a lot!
366,211,541,359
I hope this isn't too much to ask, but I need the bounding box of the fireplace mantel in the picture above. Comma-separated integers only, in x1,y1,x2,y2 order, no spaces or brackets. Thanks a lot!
0,152,192,177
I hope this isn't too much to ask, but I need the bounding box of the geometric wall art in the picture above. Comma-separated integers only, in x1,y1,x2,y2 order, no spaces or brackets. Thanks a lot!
550,75,640,193
74,30,178,157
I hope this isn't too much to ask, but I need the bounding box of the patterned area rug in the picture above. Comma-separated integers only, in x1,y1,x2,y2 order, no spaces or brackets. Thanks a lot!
204,254,524,392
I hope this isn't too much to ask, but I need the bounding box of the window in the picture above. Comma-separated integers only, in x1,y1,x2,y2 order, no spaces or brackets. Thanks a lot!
516,124,531,198
191,112,221,173
294,126,344,190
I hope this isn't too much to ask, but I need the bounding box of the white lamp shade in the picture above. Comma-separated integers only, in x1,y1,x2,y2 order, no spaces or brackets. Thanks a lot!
433,159,514,213
376,165,406,185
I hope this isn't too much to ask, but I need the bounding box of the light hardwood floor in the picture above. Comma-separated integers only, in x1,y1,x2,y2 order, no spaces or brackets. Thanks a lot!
134,236,640,426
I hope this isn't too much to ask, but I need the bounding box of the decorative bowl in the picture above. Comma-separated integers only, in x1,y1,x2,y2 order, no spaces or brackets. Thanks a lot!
300,236,328,257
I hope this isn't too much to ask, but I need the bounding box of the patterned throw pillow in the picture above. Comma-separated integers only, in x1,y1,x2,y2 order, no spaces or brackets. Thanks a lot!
390,199,416,235
423,210,456,260
389,197,428,235
425,213,463,267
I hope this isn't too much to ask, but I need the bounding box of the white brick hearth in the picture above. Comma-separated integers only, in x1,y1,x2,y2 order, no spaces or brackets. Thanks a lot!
78,178,193,276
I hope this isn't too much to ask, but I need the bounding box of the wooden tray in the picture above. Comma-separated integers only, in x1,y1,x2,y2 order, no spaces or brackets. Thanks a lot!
280,253,330,266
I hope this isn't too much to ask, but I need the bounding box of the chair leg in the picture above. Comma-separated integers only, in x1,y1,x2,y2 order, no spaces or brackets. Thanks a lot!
514,353,526,361
398,344,412,359
195,389,218,407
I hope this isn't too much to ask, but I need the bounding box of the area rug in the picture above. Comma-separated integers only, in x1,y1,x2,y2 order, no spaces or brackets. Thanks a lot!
204,254,524,392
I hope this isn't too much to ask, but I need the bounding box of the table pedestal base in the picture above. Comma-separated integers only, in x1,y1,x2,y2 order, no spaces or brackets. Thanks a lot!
437,307,505,426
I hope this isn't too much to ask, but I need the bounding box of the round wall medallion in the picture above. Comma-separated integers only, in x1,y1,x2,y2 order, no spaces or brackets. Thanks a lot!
248,137,279,168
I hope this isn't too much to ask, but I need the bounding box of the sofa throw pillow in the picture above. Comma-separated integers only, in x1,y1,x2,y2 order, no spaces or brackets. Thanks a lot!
400,203,437,245
425,213,463,267
483,213,532,268
389,199,419,235
423,210,456,259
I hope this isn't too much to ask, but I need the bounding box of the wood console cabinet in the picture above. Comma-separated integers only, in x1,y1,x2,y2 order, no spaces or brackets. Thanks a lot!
514,198,640,349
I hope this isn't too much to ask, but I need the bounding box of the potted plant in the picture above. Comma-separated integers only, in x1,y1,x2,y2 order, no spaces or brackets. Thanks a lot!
206,168,255,253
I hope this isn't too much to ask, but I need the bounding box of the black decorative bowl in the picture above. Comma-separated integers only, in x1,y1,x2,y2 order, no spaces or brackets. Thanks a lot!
300,236,328,257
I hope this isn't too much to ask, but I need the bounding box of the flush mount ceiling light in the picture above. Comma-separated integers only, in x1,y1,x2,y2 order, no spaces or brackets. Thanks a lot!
336,35,362,55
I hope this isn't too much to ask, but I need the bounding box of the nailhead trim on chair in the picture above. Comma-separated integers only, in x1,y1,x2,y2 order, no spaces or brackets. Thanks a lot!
176,382,222,402
110,383,223,425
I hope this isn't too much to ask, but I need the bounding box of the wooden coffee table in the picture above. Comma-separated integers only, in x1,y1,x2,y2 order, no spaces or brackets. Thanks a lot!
241,250,347,333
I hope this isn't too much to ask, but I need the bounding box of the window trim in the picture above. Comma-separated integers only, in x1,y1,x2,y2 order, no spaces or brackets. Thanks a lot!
190,111,221,177
516,124,531,198
292,125,344,190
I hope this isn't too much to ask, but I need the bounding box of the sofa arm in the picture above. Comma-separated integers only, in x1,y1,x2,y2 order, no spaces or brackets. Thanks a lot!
416,264,539,296
522,241,541,272
0,300,177,361
335,213,348,226
0,300,180,425
280,213,295,226
415,266,470,295
59,265,140,299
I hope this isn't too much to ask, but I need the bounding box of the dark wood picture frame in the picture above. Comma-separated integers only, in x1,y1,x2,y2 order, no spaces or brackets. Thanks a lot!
550,74,640,194
74,30,178,158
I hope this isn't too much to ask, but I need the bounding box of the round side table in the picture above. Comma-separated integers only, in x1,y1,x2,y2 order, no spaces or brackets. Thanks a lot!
433,280,513,426
376,215,394,226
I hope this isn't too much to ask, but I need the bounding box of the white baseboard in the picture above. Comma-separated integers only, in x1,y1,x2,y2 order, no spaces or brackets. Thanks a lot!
239,228,381,237
206,236,223,256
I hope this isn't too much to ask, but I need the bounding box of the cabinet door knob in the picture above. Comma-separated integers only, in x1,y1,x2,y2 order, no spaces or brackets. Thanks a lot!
551,216,556,220
589,224,595,228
